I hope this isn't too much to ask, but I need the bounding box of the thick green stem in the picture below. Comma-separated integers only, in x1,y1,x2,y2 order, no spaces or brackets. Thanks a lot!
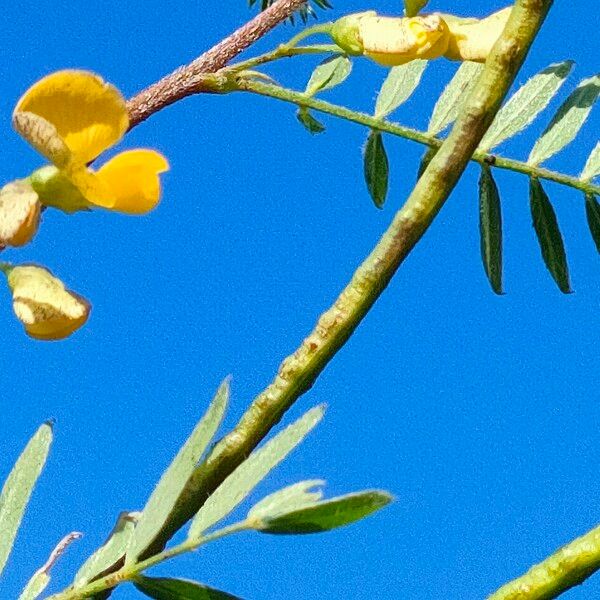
140,0,554,562
488,523,600,600
233,80,599,196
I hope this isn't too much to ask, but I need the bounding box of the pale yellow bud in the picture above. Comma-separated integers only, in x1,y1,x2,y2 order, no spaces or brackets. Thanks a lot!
7,265,90,340
0,181,41,247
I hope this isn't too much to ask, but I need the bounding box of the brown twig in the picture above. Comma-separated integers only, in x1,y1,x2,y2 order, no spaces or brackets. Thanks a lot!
126,0,309,128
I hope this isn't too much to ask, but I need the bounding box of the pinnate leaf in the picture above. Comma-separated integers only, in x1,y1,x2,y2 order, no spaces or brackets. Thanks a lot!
135,575,241,600
530,178,571,293
127,380,229,562
364,131,389,209
479,61,573,152
478,165,503,295
428,62,483,135
528,74,600,165
0,423,52,577
188,406,324,538
305,55,352,96
585,194,600,254
375,60,427,118
580,142,600,181
256,490,393,534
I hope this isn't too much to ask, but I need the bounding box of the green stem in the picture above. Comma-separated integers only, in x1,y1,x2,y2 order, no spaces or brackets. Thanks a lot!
231,43,342,72
233,79,600,197
46,522,249,600
141,0,556,569
284,22,334,48
0,262,12,275
488,522,600,600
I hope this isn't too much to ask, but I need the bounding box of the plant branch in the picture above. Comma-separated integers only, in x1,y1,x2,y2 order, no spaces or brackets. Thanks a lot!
46,522,248,600
126,0,312,128
141,0,555,560
233,79,600,196
488,522,600,600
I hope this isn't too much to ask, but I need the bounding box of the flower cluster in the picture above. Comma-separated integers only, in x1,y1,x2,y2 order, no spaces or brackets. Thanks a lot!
330,7,512,66
1,70,169,340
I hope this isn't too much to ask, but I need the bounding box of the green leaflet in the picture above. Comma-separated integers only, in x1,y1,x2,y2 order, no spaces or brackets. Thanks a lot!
364,131,389,209
248,480,324,522
74,512,137,588
530,178,571,293
256,490,393,534
478,165,503,295
18,572,49,600
0,423,53,577
188,406,324,539
404,0,429,17
585,194,600,254
126,380,230,563
305,55,352,97
479,61,573,152
134,575,241,600
428,62,483,135
528,74,600,165
296,108,326,134
374,60,427,118
580,142,600,181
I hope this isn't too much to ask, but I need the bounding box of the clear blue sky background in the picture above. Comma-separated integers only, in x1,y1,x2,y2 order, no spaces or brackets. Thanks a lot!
1,1,598,598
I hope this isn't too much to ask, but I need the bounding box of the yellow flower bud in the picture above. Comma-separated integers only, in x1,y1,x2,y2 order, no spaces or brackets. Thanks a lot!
0,181,41,247
6,265,90,340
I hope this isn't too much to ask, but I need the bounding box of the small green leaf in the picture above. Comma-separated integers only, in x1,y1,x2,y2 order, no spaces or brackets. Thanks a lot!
74,512,137,588
479,61,573,152
580,142,600,181
18,572,49,600
374,60,427,118
585,193,600,254
478,165,503,295
428,62,483,135
305,55,352,97
0,422,53,577
257,490,393,534
363,131,389,209
127,380,230,563
248,480,324,522
296,108,326,134
528,74,600,165
20,532,81,600
417,147,438,181
134,576,241,600
404,0,429,17
189,406,324,539
530,178,571,293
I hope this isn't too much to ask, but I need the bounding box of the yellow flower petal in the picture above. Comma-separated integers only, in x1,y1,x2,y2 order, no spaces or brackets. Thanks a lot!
7,265,90,341
14,70,129,164
443,7,512,62
0,181,41,247
94,149,169,214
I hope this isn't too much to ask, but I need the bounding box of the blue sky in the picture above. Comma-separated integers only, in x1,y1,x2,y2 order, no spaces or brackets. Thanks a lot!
1,1,599,598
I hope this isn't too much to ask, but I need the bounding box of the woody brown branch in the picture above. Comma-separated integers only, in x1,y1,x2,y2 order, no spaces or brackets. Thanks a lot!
126,0,309,128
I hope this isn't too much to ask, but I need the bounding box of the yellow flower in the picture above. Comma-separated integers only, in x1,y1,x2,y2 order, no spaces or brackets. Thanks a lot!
0,181,41,247
6,265,90,340
13,70,169,215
